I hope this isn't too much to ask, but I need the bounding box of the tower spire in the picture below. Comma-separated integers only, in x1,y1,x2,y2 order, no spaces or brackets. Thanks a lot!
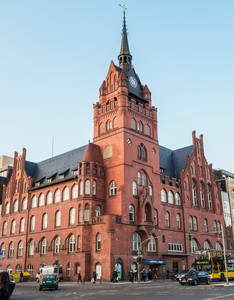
118,6,132,73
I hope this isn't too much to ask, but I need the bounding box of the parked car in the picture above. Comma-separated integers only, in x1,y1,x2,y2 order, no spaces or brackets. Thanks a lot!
9,275,16,297
175,270,189,281
179,270,210,285
39,275,58,291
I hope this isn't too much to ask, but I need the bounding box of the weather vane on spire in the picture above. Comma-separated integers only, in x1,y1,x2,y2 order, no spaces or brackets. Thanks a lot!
119,4,128,13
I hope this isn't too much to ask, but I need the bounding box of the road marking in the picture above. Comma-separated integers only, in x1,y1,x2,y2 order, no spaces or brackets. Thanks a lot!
204,293,234,300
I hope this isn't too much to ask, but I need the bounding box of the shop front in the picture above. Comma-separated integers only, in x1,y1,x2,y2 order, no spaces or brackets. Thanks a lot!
144,259,166,279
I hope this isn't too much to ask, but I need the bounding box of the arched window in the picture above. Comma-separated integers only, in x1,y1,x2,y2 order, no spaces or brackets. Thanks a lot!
113,117,118,128
29,240,34,256
161,189,167,203
148,185,153,196
176,214,181,229
20,218,25,233
192,179,197,206
85,180,90,195
191,239,199,253
5,202,10,214
22,198,28,210
11,220,16,234
189,216,193,231
207,184,213,210
42,213,48,229
77,235,81,250
204,240,211,250
0,243,5,257
106,119,112,131
142,172,147,186
129,205,135,222
63,187,69,201
54,189,61,203
96,233,101,251
217,221,221,233
109,181,117,196
193,217,198,231
154,209,158,226
145,124,150,136
99,122,104,134
2,221,7,236
175,193,181,205
41,238,47,255
78,204,82,224
84,204,89,222
200,182,205,208
72,184,78,199
216,242,222,251
137,144,147,161
204,219,208,232
168,191,174,204
132,232,141,251
145,203,152,222
92,180,97,195
13,200,18,212
54,236,61,254
137,121,143,133
30,216,35,232
137,172,141,185
16,264,22,273
147,236,156,252
69,208,75,225
68,235,75,253
39,193,45,207
8,242,14,257
55,211,61,227
17,241,23,257
114,75,117,90
79,180,83,195
213,220,217,232
45,191,52,205
130,118,136,130
165,212,170,227
31,196,37,208
95,206,101,217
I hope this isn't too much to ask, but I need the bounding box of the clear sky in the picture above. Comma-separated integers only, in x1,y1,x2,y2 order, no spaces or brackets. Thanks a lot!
0,1,233,173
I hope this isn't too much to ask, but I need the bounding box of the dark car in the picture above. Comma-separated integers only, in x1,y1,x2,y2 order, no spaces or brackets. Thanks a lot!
8,275,16,297
39,275,58,291
179,270,210,285
175,270,190,281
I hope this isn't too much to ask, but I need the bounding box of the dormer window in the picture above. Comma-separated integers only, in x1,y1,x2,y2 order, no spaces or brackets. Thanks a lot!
35,182,40,187
73,169,78,176
59,169,69,179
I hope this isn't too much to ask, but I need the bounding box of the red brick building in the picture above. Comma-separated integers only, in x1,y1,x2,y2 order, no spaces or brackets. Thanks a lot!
0,13,224,281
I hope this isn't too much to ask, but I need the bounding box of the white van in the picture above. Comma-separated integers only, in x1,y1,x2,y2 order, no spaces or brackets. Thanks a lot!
36,265,63,282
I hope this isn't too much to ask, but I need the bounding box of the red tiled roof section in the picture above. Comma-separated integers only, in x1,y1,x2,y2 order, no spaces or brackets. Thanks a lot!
82,143,103,164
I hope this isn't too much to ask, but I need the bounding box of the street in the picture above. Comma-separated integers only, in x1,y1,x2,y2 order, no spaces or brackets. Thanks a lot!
11,280,234,300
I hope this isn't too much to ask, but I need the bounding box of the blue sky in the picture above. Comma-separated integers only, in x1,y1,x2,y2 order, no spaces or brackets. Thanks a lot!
0,1,233,173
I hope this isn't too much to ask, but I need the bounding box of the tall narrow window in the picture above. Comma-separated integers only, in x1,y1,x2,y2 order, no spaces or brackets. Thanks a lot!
92,180,97,195
63,187,69,201
130,118,136,130
176,214,181,229
147,236,156,252
13,200,18,212
137,172,141,185
31,196,37,208
95,206,101,216
132,181,137,195
29,240,34,256
200,182,205,208
85,180,90,195
30,216,35,232
99,123,104,134
72,184,78,199
204,240,210,250
17,241,23,257
154,209,158,226
54,189,61,203
68,235,75,253
41,238,47,255
39,193,45,207
96,233,101,251
5,202,10,214
69,208,75,225
109,181,117,196
161,189,167,203
189,216,193,231
132,232,141,251
175,193,181,205
204,219,208,232
213,220,217,232
208,184,213,210
193,216,198,231
168,191,174,204
55,211,61,227
145,124,150,136
42,213,48,229
142,172,147,186
11,220,16,234
22,198,28,210
137,144,147,161
191,239,199,253
129,205,135,222
192,179,197,206
54,236,61,254
113,117,118,128
46,192,52,205
78,235,81,250
106,119,112,131
79,181,83,195
8,242,14,257
20,218,25,233
0,243,5,257
148,185,153,196
84,204,89,221
137,121,143,133
165,212,170,227
78,204,82,224
2,221,7,236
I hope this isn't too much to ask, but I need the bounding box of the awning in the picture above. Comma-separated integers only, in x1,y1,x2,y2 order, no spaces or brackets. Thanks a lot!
144,259,166,265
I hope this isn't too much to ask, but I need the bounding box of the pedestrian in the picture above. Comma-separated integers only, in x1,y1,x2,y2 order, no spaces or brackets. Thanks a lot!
133,269,138,281
20,271,23,283
0,272,10,300
141,268,147,281
77,272,82,284
129,270,134,283
148,268,153,280
92,271,97,284
111,270,118,283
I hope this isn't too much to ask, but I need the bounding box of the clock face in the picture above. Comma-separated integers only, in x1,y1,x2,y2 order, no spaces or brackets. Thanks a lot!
129,76,138,88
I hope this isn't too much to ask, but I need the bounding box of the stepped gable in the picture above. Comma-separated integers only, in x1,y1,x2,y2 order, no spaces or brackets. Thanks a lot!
82,143,103,164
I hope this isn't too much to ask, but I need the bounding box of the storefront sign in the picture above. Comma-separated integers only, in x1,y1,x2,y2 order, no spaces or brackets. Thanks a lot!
195,260,209,265
145,259,166,265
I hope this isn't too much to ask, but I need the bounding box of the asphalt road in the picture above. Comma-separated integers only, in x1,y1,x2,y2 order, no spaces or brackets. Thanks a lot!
11,280,234,300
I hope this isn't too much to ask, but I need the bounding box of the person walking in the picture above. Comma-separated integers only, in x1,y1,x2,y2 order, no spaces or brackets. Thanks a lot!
141,268,147,282
19,271,23,283
92,271,97,284
129,270,134,283
148,269,153,280
0,272,10,300
77,272,82,284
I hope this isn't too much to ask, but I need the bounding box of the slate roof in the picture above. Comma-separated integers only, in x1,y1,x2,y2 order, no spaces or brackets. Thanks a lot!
159,145,193,179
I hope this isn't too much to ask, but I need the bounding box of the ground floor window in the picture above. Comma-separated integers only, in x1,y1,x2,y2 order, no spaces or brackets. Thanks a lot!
66,263,70,277
115,263,122,280
7,265,12,275
16,264,22,272
95,263,102,280
27,264,33,274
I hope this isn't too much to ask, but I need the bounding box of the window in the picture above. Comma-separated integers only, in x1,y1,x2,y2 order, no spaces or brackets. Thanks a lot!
106,119,112,131
193,217,198,231
204,240,210,250
7,265,12,275
85,180,90,195
11,220,16,234
30,216,35,232
92,180,96,195
130,118,136,130
168,191,174,204
148,185,153,196
129,205,135,222
147,236,156,252
95,206,101,217
16,264,22,272
113,117,118,128
176,214,181,229
66,263,71,277
13,200,18,212
29,240,34,256
204,219,208,232
96,233,101,251
54,236,61,254
0,243,5,257
145,124,150,136
20,218,25,233
68,235,75,253
69,208,75,225
55,211,61,227
189,216,193,231
9,242,14,257
22,198,28,210
137,121,143,133
72,184,78,199
27,264,33,274
200,182,205,208
142,172,147,186
137,172,141,185
213,220,217,232
2,221,7,236
217,221,221,233
144,203,152,222
154,209,158,226
79,181,83,195
161,189,167,203
109,181,117,196
42,213,48,229
168,243,183,252
165,212,170,227
31,196,37,208
191,239,199,253
175,193,181,205
5,202,10,214
17,241,23,257
54,189,61,203
41,238,47,255
39,193,45,207
78,204,82,224
84,204,89,222
216,242,222,251
46,192,52,205
132,232,141,251
63,187,69,201
208,184,213,210
137,144,147,161
192,179,197,206
77,235,81,250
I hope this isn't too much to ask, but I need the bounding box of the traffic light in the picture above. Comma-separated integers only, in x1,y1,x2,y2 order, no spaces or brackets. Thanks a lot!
188,232,191,241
